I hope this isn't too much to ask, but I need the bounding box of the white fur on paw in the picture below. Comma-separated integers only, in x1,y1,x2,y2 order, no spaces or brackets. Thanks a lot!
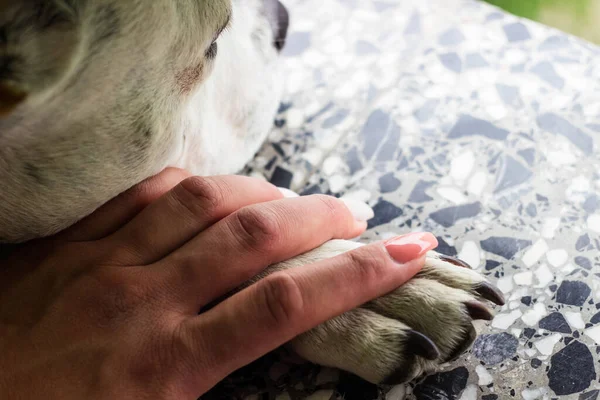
279,243,505,384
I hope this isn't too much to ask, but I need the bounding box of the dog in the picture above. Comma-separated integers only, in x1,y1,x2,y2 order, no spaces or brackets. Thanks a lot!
0,0,504,384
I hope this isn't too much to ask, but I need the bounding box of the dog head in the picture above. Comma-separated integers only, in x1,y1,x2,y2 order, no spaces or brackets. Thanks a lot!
0,0,289,242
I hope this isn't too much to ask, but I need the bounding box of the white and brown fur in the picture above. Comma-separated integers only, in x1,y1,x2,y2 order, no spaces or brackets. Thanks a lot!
0,0,504,384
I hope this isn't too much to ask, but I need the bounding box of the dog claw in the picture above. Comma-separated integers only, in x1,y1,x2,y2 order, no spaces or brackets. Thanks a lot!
437,254,505,306
406,329,440,360
465,300,494,321
438,254,472,269
444,325,477,363
382,331,440,385
475,282,506,306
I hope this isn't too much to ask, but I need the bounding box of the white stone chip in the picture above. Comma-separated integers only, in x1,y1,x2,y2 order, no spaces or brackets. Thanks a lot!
541,217,560,239
286,109,305,129
497,276,514,294
587,214,600,233
450,151,475,182
458,241,481,269
492,310,522,329
584,325,600,344
509,301,521,310
522,388,545,400
565,311,585,330
476,365,493,386
437,187,468,204
521,303,547,326
525,348,537,357
386,385,407,400
547,147,577,167
328,175,348,193
467,171,487,196
562,263,576,275
535,264,553,287
513,271,533,286
546,249,568,267
302,148,324,166
459,385,477,400
342,189,372,203
322,155,345,176
534,333,561,355
522,239,549,267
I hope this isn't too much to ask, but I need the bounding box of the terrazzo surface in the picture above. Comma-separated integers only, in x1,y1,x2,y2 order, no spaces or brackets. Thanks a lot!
206,0,600,399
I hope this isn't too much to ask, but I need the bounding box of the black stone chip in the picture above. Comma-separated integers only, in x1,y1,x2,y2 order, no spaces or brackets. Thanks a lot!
480,237,532,259
379,172,401,193
579,389,600,400
429,202,482,228
555,281,591,306
576,234,591,251
414,367,469,400
523,328,536,339
548,341,596,395
367,200,403,229
269,166,293,188
539,312,572,334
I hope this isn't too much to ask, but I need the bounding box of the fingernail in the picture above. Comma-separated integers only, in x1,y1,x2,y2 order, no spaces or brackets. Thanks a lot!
385,232,438,264
340,198,375,222
278,187,299,198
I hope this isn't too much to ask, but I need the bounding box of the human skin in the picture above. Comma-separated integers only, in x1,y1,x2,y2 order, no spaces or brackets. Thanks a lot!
0,169,437,399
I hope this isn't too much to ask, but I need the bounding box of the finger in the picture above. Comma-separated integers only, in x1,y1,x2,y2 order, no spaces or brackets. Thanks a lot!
58,168,192,242
159,195,373,310
178,233,438,393
104,175,286,265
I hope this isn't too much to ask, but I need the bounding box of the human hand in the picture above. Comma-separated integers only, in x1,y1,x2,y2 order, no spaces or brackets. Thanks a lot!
0,169,437,399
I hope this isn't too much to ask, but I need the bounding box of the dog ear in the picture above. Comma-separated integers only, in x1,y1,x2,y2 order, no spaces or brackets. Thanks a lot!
0,82,26,117
0,53,27,117
0,0,82,117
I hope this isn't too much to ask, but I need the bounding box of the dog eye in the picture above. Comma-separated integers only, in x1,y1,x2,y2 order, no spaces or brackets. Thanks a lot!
205,42,218,59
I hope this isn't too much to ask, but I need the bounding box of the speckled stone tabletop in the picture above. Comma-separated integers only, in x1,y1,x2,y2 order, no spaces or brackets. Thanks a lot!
205,0,600,399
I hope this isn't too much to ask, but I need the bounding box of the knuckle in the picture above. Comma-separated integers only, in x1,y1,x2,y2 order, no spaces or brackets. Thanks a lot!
85,268,149,323
344,245,390,283
98,242,144,266
128,329,182,389
260,273,304,327
312,194,345,220
175,176,227,217
120,179,156,207
234,206,283,253
167,324,203,372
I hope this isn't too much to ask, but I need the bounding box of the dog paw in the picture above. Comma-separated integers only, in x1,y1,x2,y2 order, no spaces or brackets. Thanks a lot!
281,240,505,384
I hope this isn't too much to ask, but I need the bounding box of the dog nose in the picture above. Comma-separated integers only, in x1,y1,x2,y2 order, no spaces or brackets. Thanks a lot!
264,0,289,52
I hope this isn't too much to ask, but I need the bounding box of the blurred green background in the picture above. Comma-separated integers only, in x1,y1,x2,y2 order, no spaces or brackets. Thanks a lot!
482,0,600,43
